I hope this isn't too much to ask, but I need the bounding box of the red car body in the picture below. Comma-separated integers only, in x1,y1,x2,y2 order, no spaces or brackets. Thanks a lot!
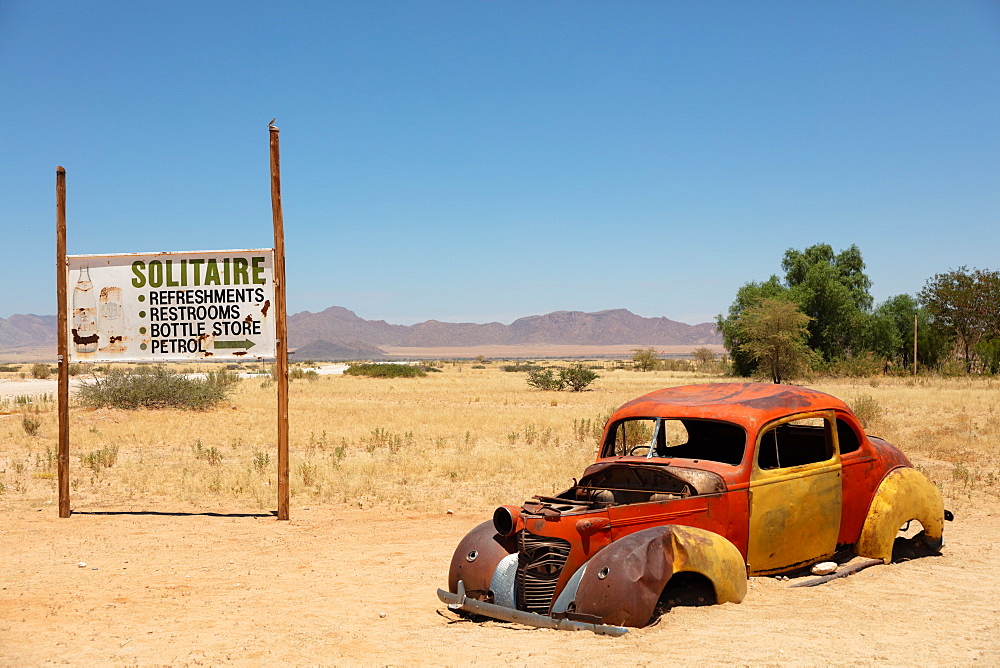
439,383,945,634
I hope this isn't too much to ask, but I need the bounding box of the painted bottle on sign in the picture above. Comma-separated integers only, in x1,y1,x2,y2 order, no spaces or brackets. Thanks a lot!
98,286,126,353
72,267,98,354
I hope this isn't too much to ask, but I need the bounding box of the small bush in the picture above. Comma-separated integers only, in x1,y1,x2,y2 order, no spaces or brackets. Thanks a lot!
22,414,41,436
526,365,599,392
192,440,223,466
289,367,319,382
502,364,541,372
298,461,318,487
0,364,21,373
77,366,236,410
251,450,271,474
31,363,52,379
81,444,119,474
561,364,599,392
823,353,886,378
344,363,426,379
526,368,563,391
851,394,883,430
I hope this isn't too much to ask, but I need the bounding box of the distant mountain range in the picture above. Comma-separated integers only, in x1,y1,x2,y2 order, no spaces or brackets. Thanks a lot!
0,307,720,360
0,314,57,350
287,306,719,349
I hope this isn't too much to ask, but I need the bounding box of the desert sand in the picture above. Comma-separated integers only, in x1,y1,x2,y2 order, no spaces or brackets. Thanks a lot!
2,498,997,665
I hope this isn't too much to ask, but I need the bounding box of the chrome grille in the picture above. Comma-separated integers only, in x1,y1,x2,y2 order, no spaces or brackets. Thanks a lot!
515,532,572,614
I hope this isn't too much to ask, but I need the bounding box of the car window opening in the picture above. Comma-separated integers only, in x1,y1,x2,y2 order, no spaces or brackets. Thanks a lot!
758,418,834,470
603,418,745,467
836,418,861,454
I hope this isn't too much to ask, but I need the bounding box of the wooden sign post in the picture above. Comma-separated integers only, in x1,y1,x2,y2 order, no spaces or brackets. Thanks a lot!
53,123,291,519
270,121,290,521
56,167,70,518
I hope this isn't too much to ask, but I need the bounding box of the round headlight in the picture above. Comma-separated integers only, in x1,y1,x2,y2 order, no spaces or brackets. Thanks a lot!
493,505,521,536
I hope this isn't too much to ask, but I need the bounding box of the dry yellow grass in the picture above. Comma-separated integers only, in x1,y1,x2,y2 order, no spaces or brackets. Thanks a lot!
1,364,997,516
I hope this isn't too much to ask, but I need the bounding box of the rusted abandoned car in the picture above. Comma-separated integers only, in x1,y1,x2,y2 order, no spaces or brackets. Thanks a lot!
438,383,946,635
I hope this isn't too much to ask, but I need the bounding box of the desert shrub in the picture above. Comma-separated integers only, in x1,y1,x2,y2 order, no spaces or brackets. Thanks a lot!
526,365,599,392
192,440,223,466
289,367,319,382
851,393,883,430
501,363,541,372
420,365,443,373
526,368,563,391
471,364,486,369
561,364,599,391
77,366,235,410
0,364,21,373
31,363,52,379
22,414,41,436
251,449,271,474
344,363,426,379
660,358,694,371
81,444,119,474
821,352,886,377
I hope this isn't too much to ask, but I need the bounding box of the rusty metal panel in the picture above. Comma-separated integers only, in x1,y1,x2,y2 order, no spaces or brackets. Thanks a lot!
66,249,276,362
747,411,842,574
855,467,944,563
447,521,518,599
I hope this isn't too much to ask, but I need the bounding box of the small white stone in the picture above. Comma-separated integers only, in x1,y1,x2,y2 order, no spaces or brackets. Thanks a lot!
78,562,87,568
378,611,387,619
446,510,454,515
811,561,837,576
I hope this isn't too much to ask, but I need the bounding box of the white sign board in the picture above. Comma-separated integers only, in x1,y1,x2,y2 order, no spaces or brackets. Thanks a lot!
67,249,276,362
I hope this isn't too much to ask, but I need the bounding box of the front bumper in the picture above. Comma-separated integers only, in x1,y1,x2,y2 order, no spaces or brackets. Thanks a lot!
437,580,628,637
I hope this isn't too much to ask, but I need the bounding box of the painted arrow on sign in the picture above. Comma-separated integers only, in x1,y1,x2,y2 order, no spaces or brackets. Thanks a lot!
214,339,257,350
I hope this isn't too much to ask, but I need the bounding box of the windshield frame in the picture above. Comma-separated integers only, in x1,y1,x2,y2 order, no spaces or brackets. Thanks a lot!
600,417,748,467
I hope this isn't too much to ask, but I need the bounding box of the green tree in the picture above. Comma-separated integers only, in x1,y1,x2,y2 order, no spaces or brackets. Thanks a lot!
691,347,716,366
863,295,951,372
975,338,1000,374
738,299,816,384
716,276,789,376
631,347,660,372
919,267,1000,372
782,243,872,360
718,244,877,375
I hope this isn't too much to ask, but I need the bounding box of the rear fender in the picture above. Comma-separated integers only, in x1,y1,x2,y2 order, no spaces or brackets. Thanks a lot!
447,521,517,599
566,525,747,628
856,467,944,563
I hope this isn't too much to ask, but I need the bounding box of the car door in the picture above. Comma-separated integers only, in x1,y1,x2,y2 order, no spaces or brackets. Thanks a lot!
747,410,842,575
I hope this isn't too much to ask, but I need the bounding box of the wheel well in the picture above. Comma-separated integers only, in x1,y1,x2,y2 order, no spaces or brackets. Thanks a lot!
655,571,717,615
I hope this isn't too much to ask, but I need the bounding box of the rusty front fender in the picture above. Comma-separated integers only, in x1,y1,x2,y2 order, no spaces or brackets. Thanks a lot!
855,467,944,564
567,525,747,628
447,521,518,600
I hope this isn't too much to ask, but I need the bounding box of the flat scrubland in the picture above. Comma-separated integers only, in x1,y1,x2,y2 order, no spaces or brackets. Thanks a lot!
1,365,998,664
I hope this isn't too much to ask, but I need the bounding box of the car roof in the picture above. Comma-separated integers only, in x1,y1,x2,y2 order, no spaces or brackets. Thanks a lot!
610,382,850,431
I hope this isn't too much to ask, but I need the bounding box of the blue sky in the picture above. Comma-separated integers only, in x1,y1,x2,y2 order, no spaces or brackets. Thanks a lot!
2,1,998,325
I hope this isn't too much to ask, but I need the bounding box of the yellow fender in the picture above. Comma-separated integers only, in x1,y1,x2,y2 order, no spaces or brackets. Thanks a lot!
856,467,944,564
668,525,748,605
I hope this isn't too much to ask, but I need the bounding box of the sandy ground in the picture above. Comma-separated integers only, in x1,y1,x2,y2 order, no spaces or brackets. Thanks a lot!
0,377,83,400
2,500,997,665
